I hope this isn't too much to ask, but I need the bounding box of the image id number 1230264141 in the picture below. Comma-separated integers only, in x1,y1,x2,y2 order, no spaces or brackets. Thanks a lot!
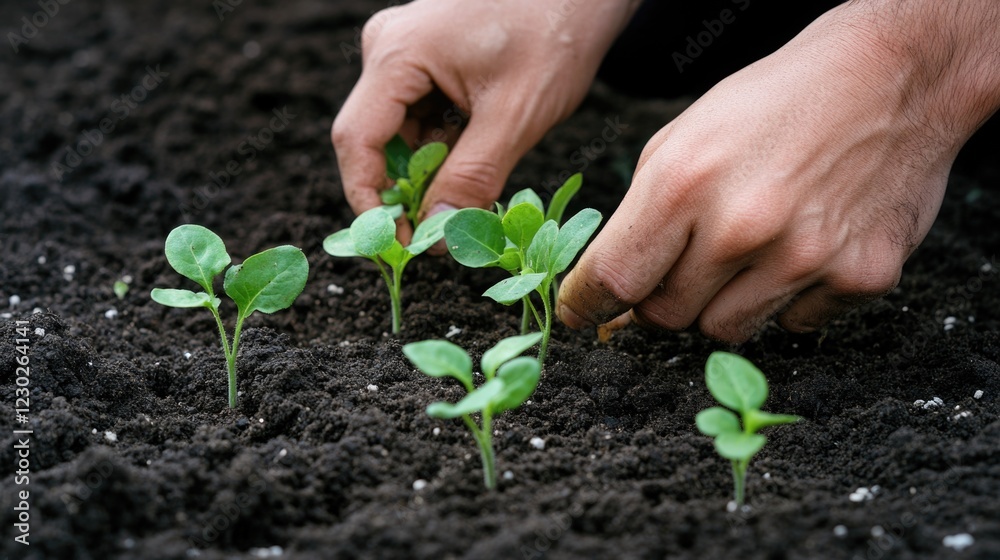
13,319,34,546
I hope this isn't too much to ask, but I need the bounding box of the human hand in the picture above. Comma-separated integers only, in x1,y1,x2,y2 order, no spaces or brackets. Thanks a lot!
332,0,638,241
558,1,1000,342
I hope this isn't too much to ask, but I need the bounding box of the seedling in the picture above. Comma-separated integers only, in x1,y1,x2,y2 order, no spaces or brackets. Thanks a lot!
444,174,599,364
113,280,129,300
380,135,448,227
151,225,308,408
403,333,542,489
324,206,456,333
695,352,800,506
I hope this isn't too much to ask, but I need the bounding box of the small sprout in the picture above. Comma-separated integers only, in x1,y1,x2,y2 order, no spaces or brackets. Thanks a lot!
113,280,129,300
151,225,309,408
403,332,543,490
444,174,600,364
380,135,449,227
695,352,799,506
324,206,456,333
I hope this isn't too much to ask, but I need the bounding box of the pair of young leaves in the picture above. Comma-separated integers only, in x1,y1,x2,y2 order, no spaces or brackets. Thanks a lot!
695,352,800,462
403,332,543,419
151,225,308,318
444,174,600,305
323,206,455,269
381,136,448,225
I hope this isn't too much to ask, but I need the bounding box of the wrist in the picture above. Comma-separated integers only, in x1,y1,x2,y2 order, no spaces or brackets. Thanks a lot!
833,0,1000,150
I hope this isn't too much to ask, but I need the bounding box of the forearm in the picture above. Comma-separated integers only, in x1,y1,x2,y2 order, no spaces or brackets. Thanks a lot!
840,0,1000,148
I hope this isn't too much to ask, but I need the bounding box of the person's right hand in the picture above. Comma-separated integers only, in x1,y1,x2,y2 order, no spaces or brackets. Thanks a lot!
332,0,638,240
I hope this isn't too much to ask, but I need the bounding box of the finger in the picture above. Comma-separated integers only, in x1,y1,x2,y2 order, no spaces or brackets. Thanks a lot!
556,149,700,329
695,268,808,343
775,285,858,333
418,103,536,218
332,63,435,215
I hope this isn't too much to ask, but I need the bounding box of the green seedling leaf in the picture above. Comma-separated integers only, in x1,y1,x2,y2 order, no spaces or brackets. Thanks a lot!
408,209,457,255
150,288,217,309
408,142,448,189
714,432,767,461
379,240,407,268
498,247,521,272
380,185,405,206
508,188,544,214
525,220,558,272
224,246,309,316
113,280,129,300
481,332,543,378
445,208,506,267
164,224,231,293
492,356,541,413
695,407,741,437
403,340,473,390
502,202,545,251
383,204,404,219
705,351,768,413
744,409,800,434
549,208,602,276
350,207,396,257
426,378,504,418
323,229,360,258
396,177,415,201
546,173,583,224
385,134,412,181
494,202,506,217
483,273,546,305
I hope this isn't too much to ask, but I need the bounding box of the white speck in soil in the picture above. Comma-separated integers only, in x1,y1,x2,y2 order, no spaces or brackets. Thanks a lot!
242,40,261,59
277,449,288,459
901,305,909,312
186,548,202,557
792,343,798,349
92,428,97,434
763,472,771,480
726,501,738,513
412,479,428,491
0,313,11,319
9,295,20,307
123,538,135,549
981,262,993,273
503,470,514,481
942,533,974,552
968,315,975,322
249,546,283,558
104,308,118,319
689,381,693,386
32,307,42,314
530,437,546,450
34,327,45,337
184,351,192,359
104,431,118,443
432,427,441,436
122,275,133,284
944,316,957,325
974,390,984,399
366,384,378,393
952,411,972,421
849,487,875,502
834,525,847,537
445,325,462,338
326,283,344,295
258,418,264,424
871,526,885,537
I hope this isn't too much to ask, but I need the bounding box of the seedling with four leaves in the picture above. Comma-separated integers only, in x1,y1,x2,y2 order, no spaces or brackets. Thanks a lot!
151,225,309,408
324,137,454,333
403,333,542,490
695,351,800,506
444,174,599,364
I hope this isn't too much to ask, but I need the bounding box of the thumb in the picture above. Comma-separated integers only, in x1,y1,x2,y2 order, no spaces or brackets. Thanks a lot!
419,113,525,218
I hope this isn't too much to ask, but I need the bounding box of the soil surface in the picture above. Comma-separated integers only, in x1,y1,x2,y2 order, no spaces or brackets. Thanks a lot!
2,1,999,559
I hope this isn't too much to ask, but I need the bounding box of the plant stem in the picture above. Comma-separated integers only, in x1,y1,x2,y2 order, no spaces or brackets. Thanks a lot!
227,314,246,409
732,459,747,506
463,414,497,490
375,260,402,334
538,284,553,365
210,307,239,409
520,297,531,335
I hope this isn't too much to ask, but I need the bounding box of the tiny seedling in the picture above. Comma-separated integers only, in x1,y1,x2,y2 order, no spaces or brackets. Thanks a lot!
403,333,542,490
113,280,129,300
444,173,599,364
151,225,308,408
695,352,800,506
380,135,448,227
324,206,456,333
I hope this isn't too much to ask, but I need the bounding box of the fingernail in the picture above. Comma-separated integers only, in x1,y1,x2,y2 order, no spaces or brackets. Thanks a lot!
424,202,457,219
557,303,594,330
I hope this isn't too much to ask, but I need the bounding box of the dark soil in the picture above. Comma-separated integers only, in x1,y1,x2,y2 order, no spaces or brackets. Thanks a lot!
2,1,999,559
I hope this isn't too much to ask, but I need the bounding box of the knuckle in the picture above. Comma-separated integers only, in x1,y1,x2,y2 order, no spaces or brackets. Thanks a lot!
585,258,646,309
698,315,753,344
632,300,692,332
830,260,901,299
440,160,505,203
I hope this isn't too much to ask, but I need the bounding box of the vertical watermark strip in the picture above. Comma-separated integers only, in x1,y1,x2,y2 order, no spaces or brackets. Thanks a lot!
12,320,34,546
